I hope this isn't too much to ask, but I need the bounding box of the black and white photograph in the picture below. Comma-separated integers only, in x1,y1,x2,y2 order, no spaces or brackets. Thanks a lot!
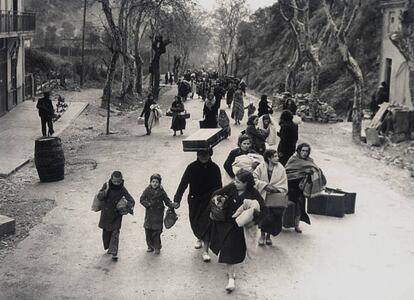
0,0,414,299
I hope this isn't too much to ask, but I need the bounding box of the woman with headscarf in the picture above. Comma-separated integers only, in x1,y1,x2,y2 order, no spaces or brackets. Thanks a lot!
210,169,265,293
277,110,298,166
245,115,267,155
223,134,256,178
285,143,326,233
258,114,278,149
231,86,244,125
203,91,218,128
170,96,186,136
258,95,271,117
253,149,287,245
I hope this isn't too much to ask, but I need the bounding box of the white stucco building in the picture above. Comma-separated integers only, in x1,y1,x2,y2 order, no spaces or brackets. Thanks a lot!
0,0,35,116
379,0,412,110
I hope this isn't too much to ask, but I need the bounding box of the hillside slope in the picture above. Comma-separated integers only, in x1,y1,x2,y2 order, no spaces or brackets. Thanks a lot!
239,1,382,114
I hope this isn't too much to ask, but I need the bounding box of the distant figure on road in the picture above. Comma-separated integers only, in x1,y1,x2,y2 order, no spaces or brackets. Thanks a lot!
96,171,135,260
210,169,265,293
36,91,55,137
258,95,271,118
203,92,218,128
170,96,186,136
239,79,247,96
169,73,174,85
213,80,226,111
285,143,326,233
174,149,223,263
244,101,256,118
164,72,169,85
231,87,244,125
226,83,235,108
140,94,156,135
139,174,176,255
277,110,298,166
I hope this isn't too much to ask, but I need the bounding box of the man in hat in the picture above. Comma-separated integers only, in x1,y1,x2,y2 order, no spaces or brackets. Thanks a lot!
36,90,55,136
174,149,222,262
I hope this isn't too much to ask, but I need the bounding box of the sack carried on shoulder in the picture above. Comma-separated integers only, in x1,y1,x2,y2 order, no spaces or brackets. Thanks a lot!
164,208,178,229
265,192,288,208
91,194,103,212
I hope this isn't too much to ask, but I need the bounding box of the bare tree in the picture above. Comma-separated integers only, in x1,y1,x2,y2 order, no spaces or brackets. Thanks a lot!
214,0,248,76
322,0,364,143
389,0,414,108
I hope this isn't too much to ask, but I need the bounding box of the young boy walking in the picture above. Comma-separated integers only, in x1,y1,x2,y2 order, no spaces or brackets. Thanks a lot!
97,171,135,260
140,174,176,254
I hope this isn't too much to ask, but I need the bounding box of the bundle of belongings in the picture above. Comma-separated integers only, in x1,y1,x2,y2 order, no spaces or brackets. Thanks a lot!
294,93,338,123
232,199,261,259
232,153,265,174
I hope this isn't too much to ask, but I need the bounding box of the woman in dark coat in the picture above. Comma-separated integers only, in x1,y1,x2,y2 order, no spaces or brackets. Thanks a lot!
174,149,223,262
277,110,298,166
140,94,156,135
170,96,186,136
226,83,235,108
210,169,265,292
223,134,256,178
258,94,271,117
245,115,267,155
283,98,297,115
97,171,135,260
203,92,218,128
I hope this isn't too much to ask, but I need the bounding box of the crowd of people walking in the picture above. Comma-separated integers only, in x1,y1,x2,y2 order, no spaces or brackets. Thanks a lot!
97,71,327,293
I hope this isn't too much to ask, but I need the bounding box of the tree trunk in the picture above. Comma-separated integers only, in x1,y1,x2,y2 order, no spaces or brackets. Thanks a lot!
152,54,161,100
247,52,251,86
135,54,143,95
286,48,300,93
101,51,119,108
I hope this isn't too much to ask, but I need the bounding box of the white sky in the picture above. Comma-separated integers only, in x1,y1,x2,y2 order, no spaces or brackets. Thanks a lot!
196,0,277,12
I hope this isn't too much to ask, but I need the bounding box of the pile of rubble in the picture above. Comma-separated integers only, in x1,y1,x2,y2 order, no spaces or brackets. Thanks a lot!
295,93,339,123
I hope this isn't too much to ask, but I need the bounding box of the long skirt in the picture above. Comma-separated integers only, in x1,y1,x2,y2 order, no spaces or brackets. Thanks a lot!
232,98,244,121
288,179,311,224
259,207,284,236
210,221,246,264
171,115,186,131
188,194,212,241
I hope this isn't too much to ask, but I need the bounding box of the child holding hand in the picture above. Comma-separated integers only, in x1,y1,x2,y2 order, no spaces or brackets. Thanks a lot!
140,174,177,254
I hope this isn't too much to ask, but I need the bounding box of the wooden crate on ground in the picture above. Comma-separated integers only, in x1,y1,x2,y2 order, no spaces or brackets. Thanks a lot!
0,215,15,236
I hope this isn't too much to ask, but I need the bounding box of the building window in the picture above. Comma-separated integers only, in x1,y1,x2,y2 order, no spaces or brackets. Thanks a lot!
388,11,396,32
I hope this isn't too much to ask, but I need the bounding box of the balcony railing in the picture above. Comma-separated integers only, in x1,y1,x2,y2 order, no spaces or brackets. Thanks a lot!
0,11,35,34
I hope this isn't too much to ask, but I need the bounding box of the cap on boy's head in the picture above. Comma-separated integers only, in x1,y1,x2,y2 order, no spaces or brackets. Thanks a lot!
150,173,162,183
111,171,123,179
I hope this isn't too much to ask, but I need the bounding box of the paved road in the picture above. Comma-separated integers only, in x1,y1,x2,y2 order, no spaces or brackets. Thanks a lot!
0,87,413,300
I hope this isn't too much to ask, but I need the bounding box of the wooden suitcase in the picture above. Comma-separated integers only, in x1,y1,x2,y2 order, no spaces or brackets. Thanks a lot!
182,128,225,152
325,187,356,214
282,201,296,228
308,192,345,218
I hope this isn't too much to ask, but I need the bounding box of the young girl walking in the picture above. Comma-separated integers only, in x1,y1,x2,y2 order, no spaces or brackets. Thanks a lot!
140,174,177,254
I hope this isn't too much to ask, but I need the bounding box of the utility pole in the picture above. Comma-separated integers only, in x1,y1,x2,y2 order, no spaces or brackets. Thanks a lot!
80,0,87,88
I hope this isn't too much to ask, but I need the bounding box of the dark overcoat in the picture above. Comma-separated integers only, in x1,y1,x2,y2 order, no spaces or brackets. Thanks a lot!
174,159,223,241
98,182,135,231
277,121,298,166
170,100,186,131
210,183,265,264
140,185,173,230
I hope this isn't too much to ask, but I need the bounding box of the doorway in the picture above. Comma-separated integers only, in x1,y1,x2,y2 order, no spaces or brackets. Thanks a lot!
0,39,7,116
384,58,392,89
